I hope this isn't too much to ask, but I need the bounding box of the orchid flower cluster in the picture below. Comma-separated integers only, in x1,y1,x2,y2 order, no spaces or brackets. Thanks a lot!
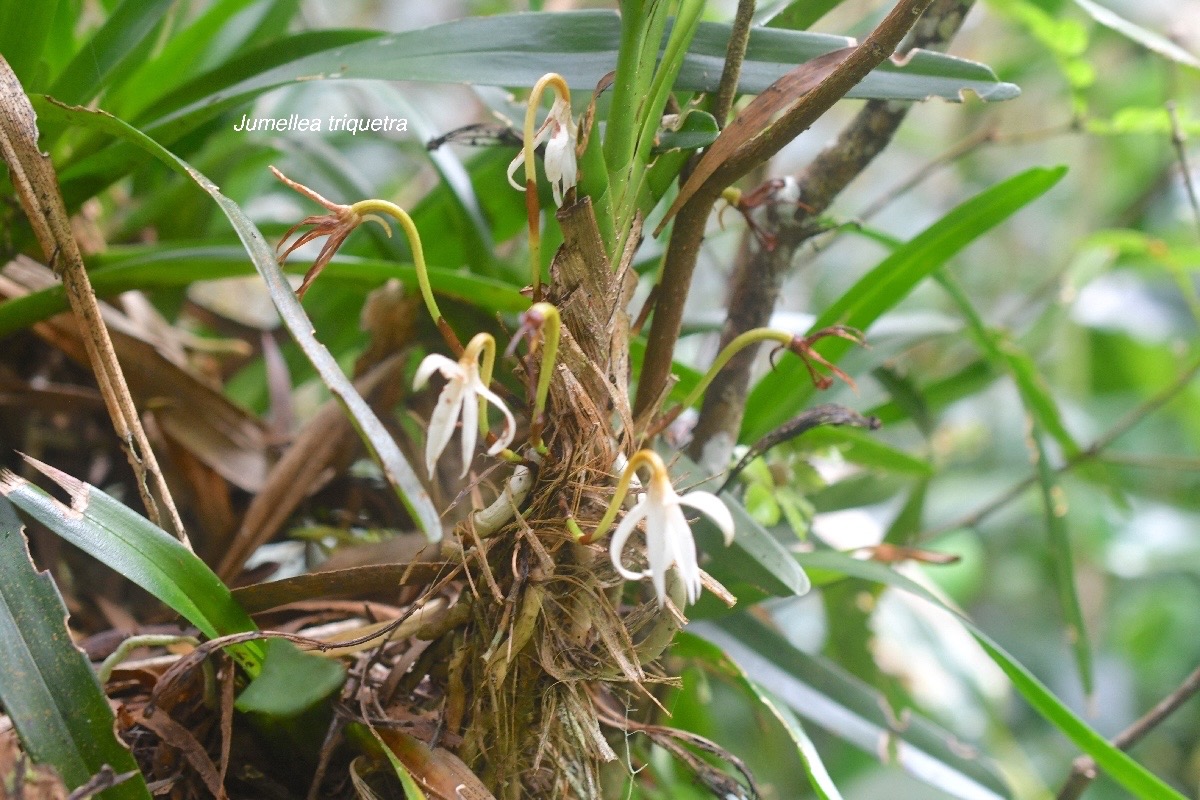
269,72,863,608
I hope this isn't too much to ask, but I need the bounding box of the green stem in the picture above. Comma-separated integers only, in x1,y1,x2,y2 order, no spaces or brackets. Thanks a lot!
526,302,561,452
582,449,666,544
349,199,462,354
650,327,793,436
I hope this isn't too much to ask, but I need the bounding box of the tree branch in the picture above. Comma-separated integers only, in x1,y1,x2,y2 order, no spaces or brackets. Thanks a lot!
687,0,975,465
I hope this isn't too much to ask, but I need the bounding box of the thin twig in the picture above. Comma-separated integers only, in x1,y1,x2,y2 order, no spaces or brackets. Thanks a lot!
711,0,756,129
923,356,1200,538
1166,100,1200,241
1056,663,1200,800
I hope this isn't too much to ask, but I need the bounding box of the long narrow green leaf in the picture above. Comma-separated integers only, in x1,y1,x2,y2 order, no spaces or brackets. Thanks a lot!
36,100,442,542
143,11,1017,139
793,550,1186,800
111,0,305,119
743,166,1067,442
1072,0,1200,69
46,13,1018,210
0,245,529,339
47,0,175,105
0,498,151,800
674,633,847,800
761,0,848,30
692,617,1011,799
0,461,266,673
933,272,1079,456
1031,427,1094,697
0,0,62,89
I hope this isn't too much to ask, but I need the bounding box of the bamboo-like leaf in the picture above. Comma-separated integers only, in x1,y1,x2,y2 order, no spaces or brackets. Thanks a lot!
1031,427,1094,698
0,498,151,800
793,550,1187,800
46,0,175,106
0,0,60,88
144,12,1017,136
760,0,849,30
691,617,1011,800
742,166,1067,442
674,633,847,800
1072,0,1200,69
36,100,443,542
0,460,267,674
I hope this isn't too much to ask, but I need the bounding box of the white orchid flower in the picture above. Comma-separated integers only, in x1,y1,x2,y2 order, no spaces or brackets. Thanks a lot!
508,80,578,208
602,450,735,606
413,333,515,478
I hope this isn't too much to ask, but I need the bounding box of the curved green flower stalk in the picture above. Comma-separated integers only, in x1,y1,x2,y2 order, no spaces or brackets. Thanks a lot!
517,302,561,453
647,325,865,437
271,167,462,354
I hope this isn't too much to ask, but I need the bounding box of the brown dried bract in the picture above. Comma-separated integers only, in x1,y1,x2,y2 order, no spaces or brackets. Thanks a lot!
271,166,382,299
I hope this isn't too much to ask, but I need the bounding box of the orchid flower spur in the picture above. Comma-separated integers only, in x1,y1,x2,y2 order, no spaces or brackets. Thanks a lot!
590,450,734,607
414,333,515,478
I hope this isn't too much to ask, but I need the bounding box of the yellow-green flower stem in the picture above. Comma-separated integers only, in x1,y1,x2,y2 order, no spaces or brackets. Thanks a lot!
349,199,462,354
527,302,561,453
522,73,571,301
648,327,795,437
579,449,667,544
464,332,520,464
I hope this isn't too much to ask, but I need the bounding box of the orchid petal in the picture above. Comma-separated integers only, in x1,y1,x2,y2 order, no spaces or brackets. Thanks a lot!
458,374,479,479
678,491,735,546
413,353,461,390
425,379,465,477
645,499,673,605
609,499,650,582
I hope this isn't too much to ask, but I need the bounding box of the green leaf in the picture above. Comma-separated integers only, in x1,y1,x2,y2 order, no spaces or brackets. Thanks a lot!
933,272,1080,456
793,550,1187,800
0,245,529,339
0,461,266,674
1072,0,1200,69
111,0,306,120
760,0,848,31
46,0,175,105
139,12,1017,138
674,632,846,800
691,616,1012,799
743,166,1067,443
235,638,346,718
37,100,443,543
0,0,62,89
1031,427,1094,698
0,498,151,800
